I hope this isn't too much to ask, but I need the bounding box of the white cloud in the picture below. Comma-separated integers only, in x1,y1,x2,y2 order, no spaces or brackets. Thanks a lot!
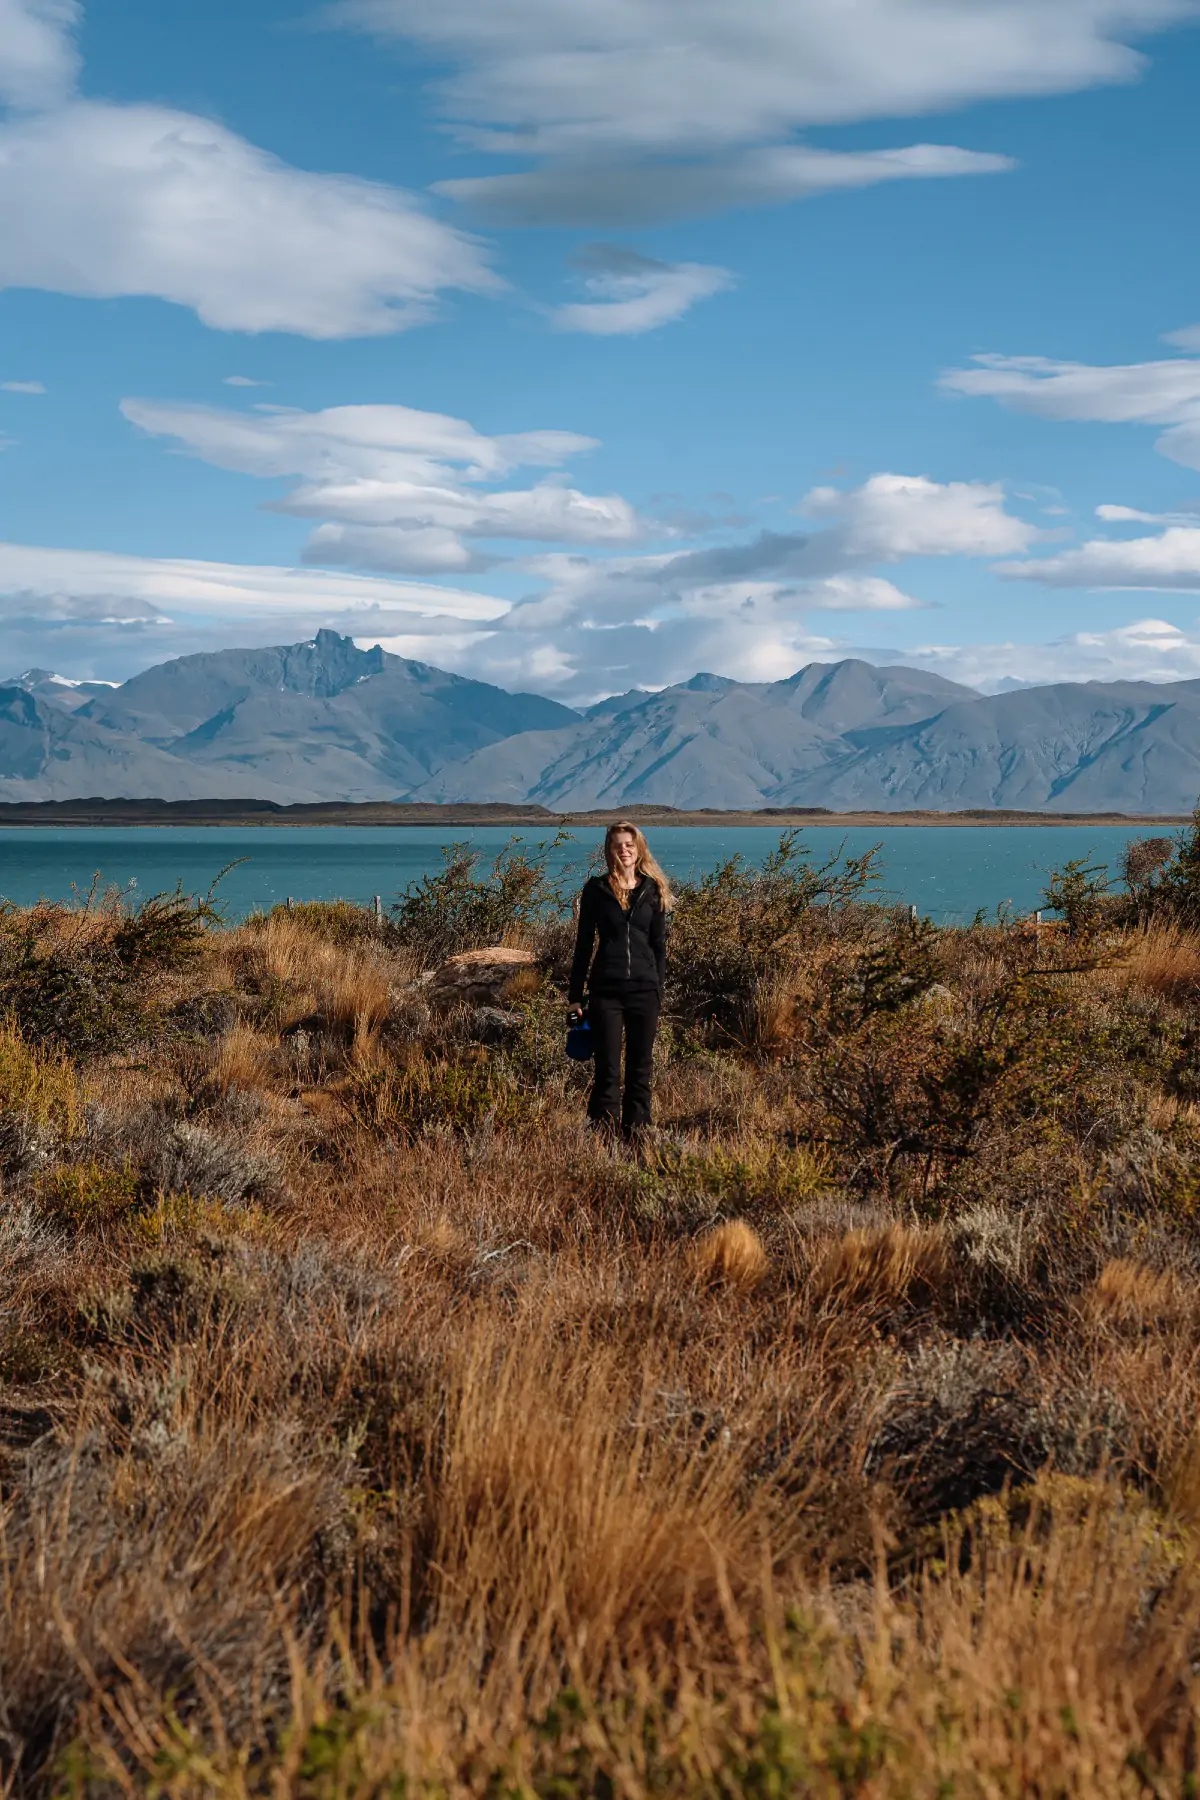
374,473,1027,696
799,472,1039,557
438,144,1012,228
801,574,931,611
941,351,1200,471
223,375,268,388
337,0,1193,223
419,543,932,700
0,379,45,393
550,247,733,335
0,0,78,110
1163,324,1200,350
341,0,1193,152
1096,503,1200,523
900,618,1200,690
304,523,497,574
121,397,593,483
1000,525,1200,590
0,102,497,337
122,394,645,571
0,540,510,621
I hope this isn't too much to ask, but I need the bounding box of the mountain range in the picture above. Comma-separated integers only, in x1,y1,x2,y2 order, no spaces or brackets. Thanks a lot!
3,630,1200,812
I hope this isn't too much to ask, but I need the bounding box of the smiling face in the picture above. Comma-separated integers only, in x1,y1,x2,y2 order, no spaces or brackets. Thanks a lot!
610,828,639,880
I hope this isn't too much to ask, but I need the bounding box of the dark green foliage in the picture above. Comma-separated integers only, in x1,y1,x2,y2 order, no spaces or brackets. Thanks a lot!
264,899,385,945
390,832,574,964
807,975,1081,1191
822,920,943,1033
109,882,222,971
667,831,880,1030
343,1056,535,1141
0,880,225,1057
1120,835,1175,899
1042,856,1111,937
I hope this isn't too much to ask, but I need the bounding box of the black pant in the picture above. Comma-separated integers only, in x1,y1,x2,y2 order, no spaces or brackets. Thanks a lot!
587,989,661,1135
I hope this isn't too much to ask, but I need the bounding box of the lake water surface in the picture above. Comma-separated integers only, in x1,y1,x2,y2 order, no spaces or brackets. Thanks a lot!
0,824,1175,924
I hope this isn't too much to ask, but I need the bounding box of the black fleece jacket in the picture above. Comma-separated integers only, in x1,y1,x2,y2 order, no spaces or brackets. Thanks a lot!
568,875,668,1004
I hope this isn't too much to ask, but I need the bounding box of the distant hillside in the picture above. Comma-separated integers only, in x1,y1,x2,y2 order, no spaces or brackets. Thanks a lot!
414,664,1200,814
0,632,576,803
414,662,980,808
5,634,1200,811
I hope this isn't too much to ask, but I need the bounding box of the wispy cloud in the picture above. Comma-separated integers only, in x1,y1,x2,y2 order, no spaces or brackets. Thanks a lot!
336,0,1195,225
550,247,733,335
0,540,510,621
121,395,646,574
0,379,46,394
0,0,79,110
0,1,497,339
438,145,1011,229
941,349,1200,471
1000,525,1200,590
898,618,1200,691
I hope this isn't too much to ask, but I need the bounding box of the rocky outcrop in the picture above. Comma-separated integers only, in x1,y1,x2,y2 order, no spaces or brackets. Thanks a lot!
418,947,539,1008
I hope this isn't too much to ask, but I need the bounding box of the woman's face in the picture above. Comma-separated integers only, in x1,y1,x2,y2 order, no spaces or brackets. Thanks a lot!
611,830,638,875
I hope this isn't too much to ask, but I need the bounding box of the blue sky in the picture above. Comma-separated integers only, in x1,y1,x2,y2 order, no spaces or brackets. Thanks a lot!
4,0,1200,702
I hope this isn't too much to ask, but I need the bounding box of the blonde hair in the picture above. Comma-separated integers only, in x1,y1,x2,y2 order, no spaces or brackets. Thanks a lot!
604,821,674,911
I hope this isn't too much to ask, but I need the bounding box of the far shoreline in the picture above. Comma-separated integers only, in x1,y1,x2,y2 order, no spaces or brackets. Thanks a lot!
0,800,1188,830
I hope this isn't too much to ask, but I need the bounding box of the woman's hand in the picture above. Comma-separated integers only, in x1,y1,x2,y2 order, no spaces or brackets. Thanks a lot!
567,1004,584,1025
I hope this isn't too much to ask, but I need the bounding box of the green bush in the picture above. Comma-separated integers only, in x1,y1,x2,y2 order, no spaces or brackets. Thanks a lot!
1120,806,1200,926
667,831,880,1031
342,1055,535,1141
0,1020,80,1133
36,1158,140,1228
391,832,573,964
0,881,223,1056
1042,856,1112,937
263,899,384,945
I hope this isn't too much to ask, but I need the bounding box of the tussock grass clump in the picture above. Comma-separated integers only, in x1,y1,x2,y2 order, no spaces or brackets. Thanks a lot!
1118,920,1200,1001
0,1020,79,1131
687,1218,770,1290
6,843,1200,1795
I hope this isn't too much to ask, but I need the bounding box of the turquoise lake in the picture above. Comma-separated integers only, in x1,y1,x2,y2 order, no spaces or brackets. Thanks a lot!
0,824,1177,923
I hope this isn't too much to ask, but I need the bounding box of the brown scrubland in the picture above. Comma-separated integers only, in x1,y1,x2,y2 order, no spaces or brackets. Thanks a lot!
5,828,1200,1796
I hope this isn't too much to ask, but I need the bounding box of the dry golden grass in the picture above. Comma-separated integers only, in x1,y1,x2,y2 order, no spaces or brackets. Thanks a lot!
808,1222,951,1312
208,1019,279,1093
1117,920,1200,1001
220,914,410,1032
1087,1257,1188,1327
687,1218,770,1290
8,898,1200,1796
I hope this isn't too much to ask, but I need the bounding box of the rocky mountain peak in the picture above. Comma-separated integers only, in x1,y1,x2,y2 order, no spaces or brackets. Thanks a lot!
277,631,386,698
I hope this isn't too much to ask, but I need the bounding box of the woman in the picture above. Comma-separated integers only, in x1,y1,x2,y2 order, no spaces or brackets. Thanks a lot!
568,821,673,1140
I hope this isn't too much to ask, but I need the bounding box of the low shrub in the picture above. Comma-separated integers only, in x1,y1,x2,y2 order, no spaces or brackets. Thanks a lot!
667,831,880,1034
626,1139,831,1228
391,832,574,964
0,880,223,1056
341,1054,536,1141
264,899,384,945
1042,855,1113,937
0,1021,79,1134
35,1158,140,1228
142,1118,280,1208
